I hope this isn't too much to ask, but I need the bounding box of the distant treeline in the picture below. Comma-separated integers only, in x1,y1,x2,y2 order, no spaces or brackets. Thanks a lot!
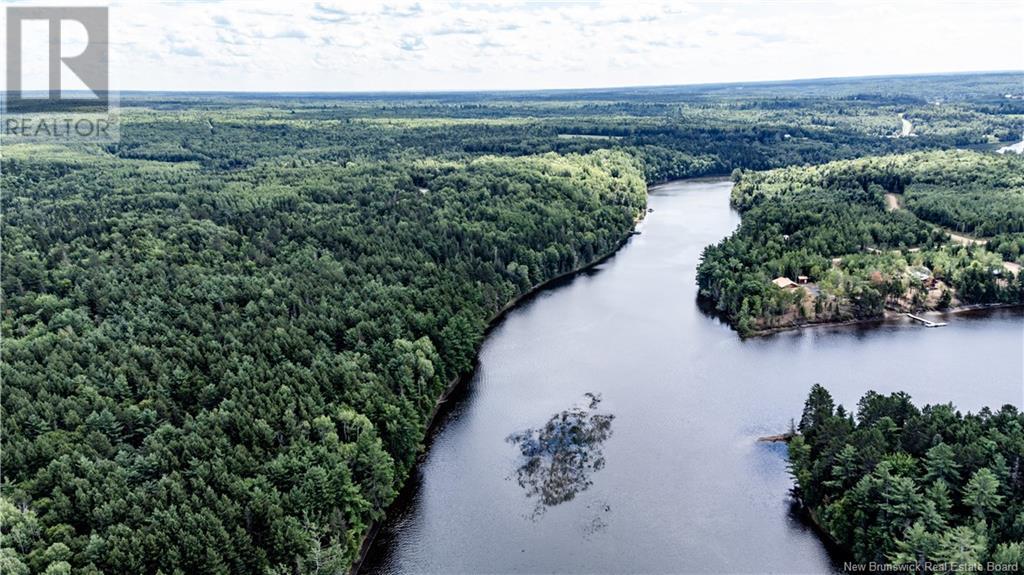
108,73,1023,178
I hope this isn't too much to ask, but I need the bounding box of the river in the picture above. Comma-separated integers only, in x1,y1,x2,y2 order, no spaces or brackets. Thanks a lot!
361,179,1024,574
997,138,1024,154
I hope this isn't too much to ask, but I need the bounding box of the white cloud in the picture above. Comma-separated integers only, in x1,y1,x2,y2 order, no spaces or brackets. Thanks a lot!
397,33,425,52
6,0,1020,91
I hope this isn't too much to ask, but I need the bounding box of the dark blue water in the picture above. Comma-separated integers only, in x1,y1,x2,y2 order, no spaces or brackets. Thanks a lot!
363,179,1024,574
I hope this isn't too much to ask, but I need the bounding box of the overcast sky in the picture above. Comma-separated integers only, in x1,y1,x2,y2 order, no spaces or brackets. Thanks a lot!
5,0,1024,92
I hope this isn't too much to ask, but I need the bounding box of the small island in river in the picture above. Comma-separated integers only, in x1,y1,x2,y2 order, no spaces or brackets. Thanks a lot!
697,150,1024,336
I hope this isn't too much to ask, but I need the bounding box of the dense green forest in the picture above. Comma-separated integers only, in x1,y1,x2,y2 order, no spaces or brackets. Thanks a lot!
697,150,1024,335
2,72,1023,573
789,385,1024,568
0,146,646,573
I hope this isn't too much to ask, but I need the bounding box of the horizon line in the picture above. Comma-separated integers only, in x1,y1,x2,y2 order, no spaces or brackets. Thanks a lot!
12,69,1023,98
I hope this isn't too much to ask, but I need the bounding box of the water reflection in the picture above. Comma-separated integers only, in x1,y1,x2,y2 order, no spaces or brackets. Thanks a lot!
505,393,614,519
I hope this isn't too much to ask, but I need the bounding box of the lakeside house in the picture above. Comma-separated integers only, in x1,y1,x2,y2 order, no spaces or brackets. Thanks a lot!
907,265,935,287
772,276,799,290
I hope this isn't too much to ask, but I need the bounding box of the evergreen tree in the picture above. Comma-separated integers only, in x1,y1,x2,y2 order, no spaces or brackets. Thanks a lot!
963,468,1004,519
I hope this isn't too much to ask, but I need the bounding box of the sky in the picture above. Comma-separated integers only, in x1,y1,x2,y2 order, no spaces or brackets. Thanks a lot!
3,0,1023,92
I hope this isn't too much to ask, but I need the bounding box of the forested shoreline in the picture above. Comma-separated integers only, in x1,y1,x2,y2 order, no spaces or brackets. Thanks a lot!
347,177,651,573
1,145,650,573
790,386,1024,568
3,72,1024,574
697,150,1024,336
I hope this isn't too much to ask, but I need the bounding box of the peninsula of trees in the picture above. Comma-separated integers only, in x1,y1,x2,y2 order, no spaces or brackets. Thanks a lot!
790,385,1024,567
697,150,1024,335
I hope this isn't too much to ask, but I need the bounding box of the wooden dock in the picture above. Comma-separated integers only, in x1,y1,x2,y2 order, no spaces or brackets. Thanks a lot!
757,432,795,443
905,313,947,328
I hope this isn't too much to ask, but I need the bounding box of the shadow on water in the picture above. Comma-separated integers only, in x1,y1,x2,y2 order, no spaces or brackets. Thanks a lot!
786,499,854,569
695,293,735,329
505,393,614,521
757,441,852,571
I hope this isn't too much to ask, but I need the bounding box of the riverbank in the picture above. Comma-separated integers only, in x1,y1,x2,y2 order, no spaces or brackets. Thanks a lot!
746,302,1024,337
794,501,850,562
702,152,1024,339
347,204,649,574
996,137,1024,155
649,174,732,188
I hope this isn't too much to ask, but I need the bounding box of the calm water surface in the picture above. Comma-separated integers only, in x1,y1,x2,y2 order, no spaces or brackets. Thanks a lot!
363,179,1024,574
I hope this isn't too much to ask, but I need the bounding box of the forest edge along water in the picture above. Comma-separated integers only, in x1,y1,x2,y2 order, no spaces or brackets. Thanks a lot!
347,188,653,574
358,178,1022,574
699,151,1024,338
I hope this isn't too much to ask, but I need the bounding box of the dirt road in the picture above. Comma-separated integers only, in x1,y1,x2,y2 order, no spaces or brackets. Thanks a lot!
884,193,901,211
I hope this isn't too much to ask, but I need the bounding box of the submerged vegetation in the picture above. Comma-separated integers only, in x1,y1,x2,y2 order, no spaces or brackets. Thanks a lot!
2,72,1023,573
505,393,614,519
789,385,1024,568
